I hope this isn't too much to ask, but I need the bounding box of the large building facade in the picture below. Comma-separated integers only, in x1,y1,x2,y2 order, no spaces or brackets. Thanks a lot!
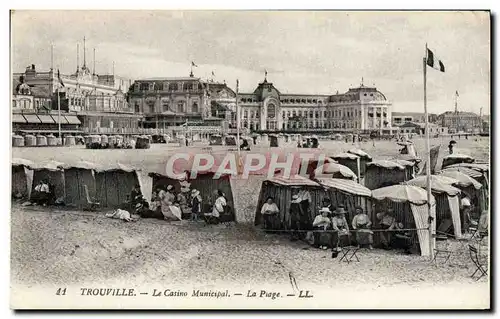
12,63,141,134
127,77,236,135
438,111,482,134
238,77,393,132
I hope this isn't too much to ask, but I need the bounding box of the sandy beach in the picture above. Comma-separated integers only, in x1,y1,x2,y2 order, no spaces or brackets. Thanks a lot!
10,136,490,308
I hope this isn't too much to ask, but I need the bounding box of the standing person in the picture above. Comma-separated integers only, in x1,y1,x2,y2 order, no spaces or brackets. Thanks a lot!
260,196,280,232
190,189,202,221
376,207,397,250
351,206,374,249
448,142,454,154
331,206,350,255
312,207,333,250
297,188,313,241
289,195,303,241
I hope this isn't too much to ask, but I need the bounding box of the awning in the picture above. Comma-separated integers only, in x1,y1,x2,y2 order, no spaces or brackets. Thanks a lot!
12,114,27,123
18,129,84,134
37,114,56,124
23,114,41,124
64,115,81,125
53,115,69,124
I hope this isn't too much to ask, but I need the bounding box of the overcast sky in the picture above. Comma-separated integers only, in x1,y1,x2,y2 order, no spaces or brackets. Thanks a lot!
11,10,490,114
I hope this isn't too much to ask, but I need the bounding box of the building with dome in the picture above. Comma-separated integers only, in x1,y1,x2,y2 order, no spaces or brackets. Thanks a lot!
238,76,393,133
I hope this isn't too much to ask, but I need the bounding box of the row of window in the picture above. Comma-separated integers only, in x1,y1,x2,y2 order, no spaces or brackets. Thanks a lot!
134,101,199,114
240,97,326,104
136,82,204,92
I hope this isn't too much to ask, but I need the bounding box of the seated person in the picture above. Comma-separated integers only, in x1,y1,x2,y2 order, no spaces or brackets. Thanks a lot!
377,207,397,250
260,196,280,231
240,139,250,151
312,207,333,250
129,184,143,207
391,222,413,255
205,190,227,225
32,180,51,206
351,206,373,249
331,206,350,253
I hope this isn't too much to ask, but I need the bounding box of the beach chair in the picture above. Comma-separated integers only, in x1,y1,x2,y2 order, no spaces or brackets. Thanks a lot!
431,231,453,265
468,245,488,281
83,184,100,211
339,245,360,264
466,211,479,239
339,234,360,263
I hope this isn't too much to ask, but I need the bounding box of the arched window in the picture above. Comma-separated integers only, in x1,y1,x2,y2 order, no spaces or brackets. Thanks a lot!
135,101,140,113
267,103,276,119
244,110,248,118
192,102,198,113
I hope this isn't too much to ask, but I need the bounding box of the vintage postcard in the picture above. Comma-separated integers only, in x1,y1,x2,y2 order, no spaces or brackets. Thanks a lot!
10,10,490,309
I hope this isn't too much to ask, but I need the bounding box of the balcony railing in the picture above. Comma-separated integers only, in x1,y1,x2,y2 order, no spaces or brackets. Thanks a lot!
82,126,223,135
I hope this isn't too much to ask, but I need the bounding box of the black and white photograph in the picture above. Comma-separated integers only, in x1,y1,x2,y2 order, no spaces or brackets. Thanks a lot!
9,10,491,309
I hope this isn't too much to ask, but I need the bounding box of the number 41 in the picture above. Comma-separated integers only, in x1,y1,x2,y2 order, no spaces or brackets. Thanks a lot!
56,288,67,296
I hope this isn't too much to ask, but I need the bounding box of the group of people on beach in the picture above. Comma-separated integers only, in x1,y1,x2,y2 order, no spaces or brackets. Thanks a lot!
129,183,230,225
260,191,414,257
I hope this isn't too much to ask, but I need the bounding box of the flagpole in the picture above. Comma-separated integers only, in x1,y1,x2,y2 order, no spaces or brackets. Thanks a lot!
236,79,241,158
57,86,61,143
423,43,434,260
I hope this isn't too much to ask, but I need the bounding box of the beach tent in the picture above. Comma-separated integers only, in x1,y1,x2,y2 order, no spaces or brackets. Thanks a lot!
225,135,237,146
405,175,462,238
269,134,279,147
100,135,109,147
36,135,47,146
95,163,143,209
391,159,417,181
316,177,373,224
136,135,151,149
209,134,223,146
12,135,24,147
47,134,57,146
442,153,475,169
64,136,76,146
60,161,101,208
28,160,66,203
148,155,236,222
364,160,407,190
25,134,36,146
12,158,34,199
254,175,323,229
108,135,117,148
372,185,436,257
438,169,484,221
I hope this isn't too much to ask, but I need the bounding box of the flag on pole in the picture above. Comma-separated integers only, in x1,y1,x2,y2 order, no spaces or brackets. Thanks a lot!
211,71,215,77
426,48,445,72
265,69,268,77
191,61,198,67
57,69,65,88
456,90,459,97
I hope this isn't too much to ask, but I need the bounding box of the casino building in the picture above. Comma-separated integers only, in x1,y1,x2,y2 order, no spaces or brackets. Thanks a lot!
238,75,393,133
